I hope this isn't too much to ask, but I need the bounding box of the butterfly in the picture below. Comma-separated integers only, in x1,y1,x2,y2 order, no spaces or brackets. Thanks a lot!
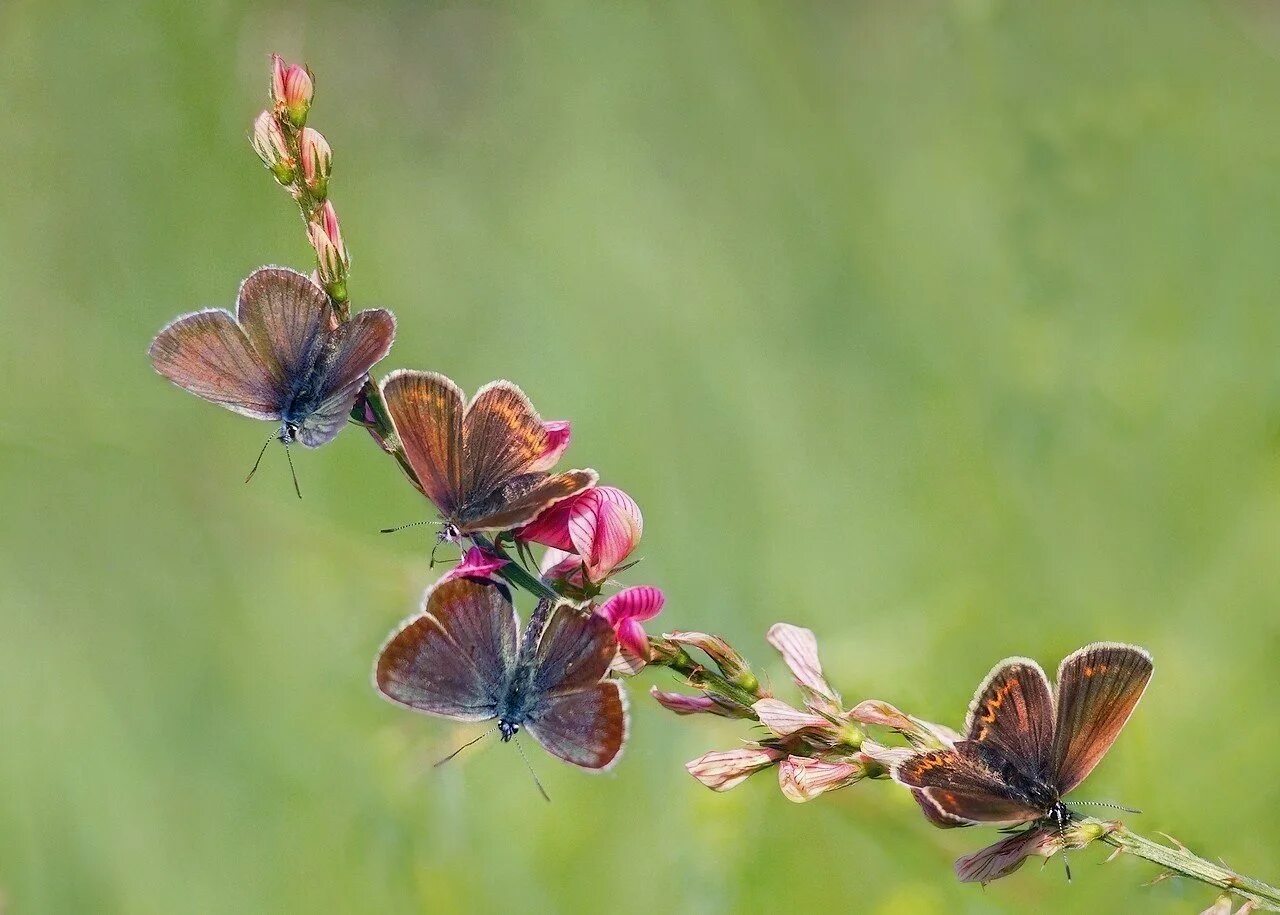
892,642,1152,845
374,575,628,781
379,370,596,538
149,266,395,492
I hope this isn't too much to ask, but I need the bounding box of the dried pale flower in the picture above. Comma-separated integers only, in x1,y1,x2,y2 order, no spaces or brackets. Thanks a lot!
664,631,755,689
777,756,867,803
1201,897,1257,915
766,623,842,714
752,698,831,738
597,585,664,660
439,546,507,585
849,699,961,749
855,739,915,772
299,127,332,197
519,486,643,586
685,745,785,791
251,110,294,184
955,826,1065,884
270,53,314,127
650,687,749,719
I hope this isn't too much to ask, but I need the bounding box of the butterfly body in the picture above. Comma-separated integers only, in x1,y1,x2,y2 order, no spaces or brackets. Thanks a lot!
894,644,1153,831
376,577,628,771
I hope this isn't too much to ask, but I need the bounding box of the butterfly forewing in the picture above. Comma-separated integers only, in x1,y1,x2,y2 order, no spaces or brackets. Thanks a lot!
965,657,1056,779
461,382,548,506
893,743,1045,825
381,370,466,512
530,605,617,697
295,308,396,447
526,682,628,771
375,577,519,721
149,309,284,419
236,267,334,383
1051,643,1152,794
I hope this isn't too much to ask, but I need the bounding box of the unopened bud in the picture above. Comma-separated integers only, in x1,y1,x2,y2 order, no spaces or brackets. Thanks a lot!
299,128,332,197
308,201,349,299
250,111,294,184
270,54,313,127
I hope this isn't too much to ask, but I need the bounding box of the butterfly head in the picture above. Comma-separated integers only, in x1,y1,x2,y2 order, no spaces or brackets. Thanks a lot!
1047,800,1073,832
498,719,521,742
277,422,300,445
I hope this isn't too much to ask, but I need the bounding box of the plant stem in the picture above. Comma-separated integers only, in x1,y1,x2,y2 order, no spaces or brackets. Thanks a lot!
645,638,764,710
1092,819,1280,911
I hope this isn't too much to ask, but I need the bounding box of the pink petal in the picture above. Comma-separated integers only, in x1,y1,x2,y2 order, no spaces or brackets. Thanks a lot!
766,623,841,712
439,546,508,584
854,739,915,770
849,699,961,748
955,827,1063,884
516,498,578,551
685,745,785,791
528,419,571,472
752,698,830,737
598,585,664,625
615,619,650,660
569,487,643,580
777,756,865,803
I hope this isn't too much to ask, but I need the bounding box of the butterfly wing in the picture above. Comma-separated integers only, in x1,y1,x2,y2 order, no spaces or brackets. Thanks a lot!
148,308,284,419
236,267,334,384
892,742,1046,825
1051,642,1153,795
525,682,628,771
964,657,1055,780
380,370,466,516
294,308,396,448
457,469,599,533
523,604,627,770
374,577,518,721
460,381,550,507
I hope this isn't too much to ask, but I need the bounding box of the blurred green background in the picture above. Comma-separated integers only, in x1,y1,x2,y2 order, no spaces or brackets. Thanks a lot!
3,1,1280,911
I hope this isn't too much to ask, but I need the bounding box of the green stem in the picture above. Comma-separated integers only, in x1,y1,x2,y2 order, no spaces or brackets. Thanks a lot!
1094,820,1280,911
645,637,763,710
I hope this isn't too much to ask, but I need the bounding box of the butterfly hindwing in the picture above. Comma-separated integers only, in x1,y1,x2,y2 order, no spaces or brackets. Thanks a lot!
374,577,518,721
295,307,396,447
1051,642,1152,794
526,681,628,771
893,742,1045,825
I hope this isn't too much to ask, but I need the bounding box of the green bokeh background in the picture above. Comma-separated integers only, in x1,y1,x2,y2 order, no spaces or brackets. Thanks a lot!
3,1,1279,912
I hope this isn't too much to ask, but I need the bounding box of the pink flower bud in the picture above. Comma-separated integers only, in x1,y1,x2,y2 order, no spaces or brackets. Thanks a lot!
519,486,643,585
270,54,313,127
777,756,866,803
250,111,294,184
308,201,349,294
685,745,784,791
299,127,332,197
597,585,664,660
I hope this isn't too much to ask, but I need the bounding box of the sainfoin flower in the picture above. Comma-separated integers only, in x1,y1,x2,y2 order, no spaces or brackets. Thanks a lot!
529,420,572,472
251,111,293,184
776,756,868,803
439,546,507,585
685,745,785,791
299,127,332,196
308,200,349,288
596,585,664,659
518,485,643,585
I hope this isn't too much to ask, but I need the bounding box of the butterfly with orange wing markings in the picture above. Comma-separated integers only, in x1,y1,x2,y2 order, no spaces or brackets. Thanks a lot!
374,576,628,772
892,642,1153,837
379,370,597,536
149,266,395,449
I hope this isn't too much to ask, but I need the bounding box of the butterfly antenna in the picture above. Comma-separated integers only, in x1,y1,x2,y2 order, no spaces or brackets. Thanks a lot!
244,431,276,485
380,520,442,534
1063,851,1072,883
1073,800,1142,814
434,727,495,768
283,440,302,499
513,735,550,803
